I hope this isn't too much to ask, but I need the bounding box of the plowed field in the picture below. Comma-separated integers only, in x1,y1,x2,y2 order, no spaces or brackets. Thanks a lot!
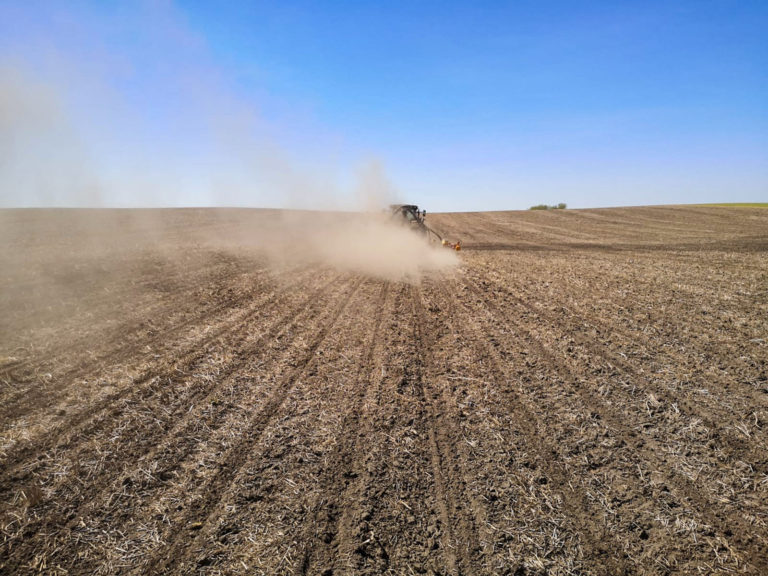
1,206,767,575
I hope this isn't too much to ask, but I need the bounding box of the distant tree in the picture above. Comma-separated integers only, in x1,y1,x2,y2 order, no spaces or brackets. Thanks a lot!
529,203,567,210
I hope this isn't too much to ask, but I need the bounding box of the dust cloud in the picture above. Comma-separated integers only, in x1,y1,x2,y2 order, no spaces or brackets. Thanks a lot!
216,209,459,282
0,67,101,207
0,3,459,284
238,160,460,282
0,59,459,281
201,160,459,281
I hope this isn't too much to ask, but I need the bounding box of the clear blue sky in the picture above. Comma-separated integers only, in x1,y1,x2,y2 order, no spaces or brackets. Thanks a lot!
1,0,766,210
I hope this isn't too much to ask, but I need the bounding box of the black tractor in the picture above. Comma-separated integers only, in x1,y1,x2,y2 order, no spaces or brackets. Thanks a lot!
389,204,428,233
388,204,461,250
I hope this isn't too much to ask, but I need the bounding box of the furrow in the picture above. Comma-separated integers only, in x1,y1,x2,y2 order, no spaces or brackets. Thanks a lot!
449,276,631,574
0,265,322,472
409,283,470,575
136,277,363,575
0,262,302,424
0,274,350,572
463,273,766,573
295,281,391,575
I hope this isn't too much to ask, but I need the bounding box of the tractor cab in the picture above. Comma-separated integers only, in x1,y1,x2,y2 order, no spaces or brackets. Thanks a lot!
390,204,426,226
388,204,461,250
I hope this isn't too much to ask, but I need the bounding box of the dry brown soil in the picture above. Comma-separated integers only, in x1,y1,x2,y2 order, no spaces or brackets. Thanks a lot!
1,206,767,575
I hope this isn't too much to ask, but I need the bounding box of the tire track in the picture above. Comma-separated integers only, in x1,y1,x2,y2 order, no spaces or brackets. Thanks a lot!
409,283,479,575
462,274,766,573
328,284,415,575
294,281,390,575
136,277,362,575
301,284,449,575
0,274,351,573
470,258,768,415
438,276,631,574
55,277,352,573
176,279,387,575
0,261,288,423
3,207,766,575
0,265,321,472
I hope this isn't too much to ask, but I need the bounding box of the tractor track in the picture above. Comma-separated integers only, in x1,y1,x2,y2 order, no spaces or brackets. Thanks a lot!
135,277,363,576
0,261,302,424
0,274,352,573
466,261,768,452
448,275,632,574
407,285,462,575
0,265,324,473
466,258,768,500
326,286,398,576
410,283,492,575
294,280,391,575
63,276,360,575
461,271,767,573
327,284,414,575
182,279,392,575
302,284,463,575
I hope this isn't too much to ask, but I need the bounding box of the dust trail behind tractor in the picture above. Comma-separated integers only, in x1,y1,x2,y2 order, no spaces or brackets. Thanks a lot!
388,204,461,250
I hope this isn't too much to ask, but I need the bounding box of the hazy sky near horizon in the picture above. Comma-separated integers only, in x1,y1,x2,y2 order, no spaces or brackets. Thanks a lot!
1,1,766,211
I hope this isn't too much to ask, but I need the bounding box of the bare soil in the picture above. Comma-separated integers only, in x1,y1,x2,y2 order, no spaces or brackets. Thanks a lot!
1,206,767,575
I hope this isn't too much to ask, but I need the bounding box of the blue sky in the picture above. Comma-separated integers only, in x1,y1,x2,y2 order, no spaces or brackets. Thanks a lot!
1,1,766,210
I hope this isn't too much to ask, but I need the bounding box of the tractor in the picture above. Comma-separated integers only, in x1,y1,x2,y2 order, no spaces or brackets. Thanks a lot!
388,204,461,250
